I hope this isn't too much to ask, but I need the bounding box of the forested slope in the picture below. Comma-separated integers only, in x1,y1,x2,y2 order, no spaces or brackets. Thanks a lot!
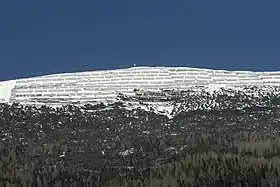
1,86,280,186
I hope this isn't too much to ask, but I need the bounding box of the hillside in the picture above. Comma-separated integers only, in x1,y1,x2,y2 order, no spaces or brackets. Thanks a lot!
1,83,280,186
1,66,280,108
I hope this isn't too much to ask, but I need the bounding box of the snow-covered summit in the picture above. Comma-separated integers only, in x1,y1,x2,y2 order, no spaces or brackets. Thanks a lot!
1,66,280,107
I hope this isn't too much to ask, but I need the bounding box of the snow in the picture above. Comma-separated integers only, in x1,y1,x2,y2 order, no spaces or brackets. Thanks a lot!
119,148,134,156
0,80,16,102
206,84,227,94
2,66,280,110
59,151,66,158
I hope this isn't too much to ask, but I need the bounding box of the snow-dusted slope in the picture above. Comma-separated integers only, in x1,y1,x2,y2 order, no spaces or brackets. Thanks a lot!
1,66,280,108
0,80,16,102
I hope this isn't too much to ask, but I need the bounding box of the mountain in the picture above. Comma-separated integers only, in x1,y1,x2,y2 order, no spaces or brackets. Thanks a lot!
1,66,280,117
2,67,280,186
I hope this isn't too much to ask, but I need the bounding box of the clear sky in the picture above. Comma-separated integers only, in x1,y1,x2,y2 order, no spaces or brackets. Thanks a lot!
0,0,280,81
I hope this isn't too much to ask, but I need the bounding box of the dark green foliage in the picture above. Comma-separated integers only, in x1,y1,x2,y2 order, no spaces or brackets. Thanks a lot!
2,87,280,186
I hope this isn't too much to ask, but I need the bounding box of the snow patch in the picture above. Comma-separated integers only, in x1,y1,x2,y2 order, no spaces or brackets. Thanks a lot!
119,148,134,156
0,80,16,102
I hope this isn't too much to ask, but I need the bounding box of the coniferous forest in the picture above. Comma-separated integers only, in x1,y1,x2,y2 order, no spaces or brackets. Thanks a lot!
1,87,280,186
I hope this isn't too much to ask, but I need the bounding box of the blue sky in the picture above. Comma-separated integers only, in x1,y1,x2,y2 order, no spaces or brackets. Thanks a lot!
1,0,280,81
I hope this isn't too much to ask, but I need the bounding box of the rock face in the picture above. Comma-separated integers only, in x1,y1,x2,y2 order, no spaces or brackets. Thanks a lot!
1,66,280,107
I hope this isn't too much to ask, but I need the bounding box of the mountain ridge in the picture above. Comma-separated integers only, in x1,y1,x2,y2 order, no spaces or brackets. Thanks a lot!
1,66,280,117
